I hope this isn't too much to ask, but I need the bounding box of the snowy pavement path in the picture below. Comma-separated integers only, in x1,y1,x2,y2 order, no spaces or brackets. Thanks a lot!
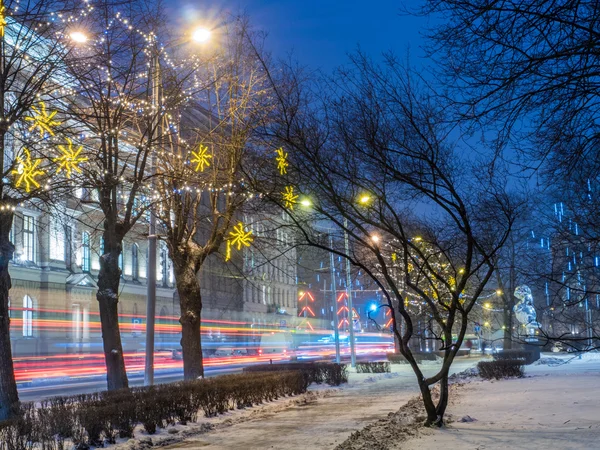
162,359,479,450
403,355,600,450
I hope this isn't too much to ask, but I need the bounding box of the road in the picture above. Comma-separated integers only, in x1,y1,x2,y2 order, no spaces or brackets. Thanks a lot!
16,353,386,402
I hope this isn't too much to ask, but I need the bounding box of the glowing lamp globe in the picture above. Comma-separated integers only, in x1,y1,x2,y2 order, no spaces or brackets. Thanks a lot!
70,31,88,43
192,28,211,43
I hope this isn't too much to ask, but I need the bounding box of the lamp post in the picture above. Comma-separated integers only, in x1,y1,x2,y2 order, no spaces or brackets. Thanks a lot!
329,233,341,363
144,37,160,386
343,218,357,368
144,27,212,386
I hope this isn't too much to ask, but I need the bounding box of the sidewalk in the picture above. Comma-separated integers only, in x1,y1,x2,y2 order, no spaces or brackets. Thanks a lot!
162,360,479,450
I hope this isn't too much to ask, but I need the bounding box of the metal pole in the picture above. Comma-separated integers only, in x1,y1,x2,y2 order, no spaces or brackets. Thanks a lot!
144,43,159,386
329,233,341,363
343,219,356,367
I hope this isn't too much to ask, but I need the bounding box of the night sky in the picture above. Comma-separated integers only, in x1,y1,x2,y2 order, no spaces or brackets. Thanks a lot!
166,0,430,73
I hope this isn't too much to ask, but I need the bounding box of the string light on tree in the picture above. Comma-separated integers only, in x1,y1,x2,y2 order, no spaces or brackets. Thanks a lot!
190,144,212,172
275,147,288,175
282,185,298,209
12,148,44,192
25,101,61,137
225,222,253,261
54,138,88,178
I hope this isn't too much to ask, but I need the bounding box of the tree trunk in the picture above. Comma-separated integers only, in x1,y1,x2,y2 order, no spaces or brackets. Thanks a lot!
0,208,18,420
97,237,128,390
174,258,203,380
435,372,450,423
418,381,439,426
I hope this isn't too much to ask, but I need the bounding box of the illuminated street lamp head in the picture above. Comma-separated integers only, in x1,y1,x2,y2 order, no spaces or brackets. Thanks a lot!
496,289,503,296
300,198,312,207
70,31,88,43
369,303,377,312
370,234,381,244
484,302,491,309
192,27,211,43
359,194,371,204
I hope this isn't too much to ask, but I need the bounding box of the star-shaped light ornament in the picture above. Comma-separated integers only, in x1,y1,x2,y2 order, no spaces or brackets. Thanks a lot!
282,185,298,209
12,148,44,192
54,139,88,178
275,147,288,175
190,144,212,172
0,0,7,38
225,222,254,261
25,102,61,137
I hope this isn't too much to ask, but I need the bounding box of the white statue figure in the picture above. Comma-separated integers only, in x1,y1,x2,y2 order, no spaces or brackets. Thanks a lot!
514,285,541,331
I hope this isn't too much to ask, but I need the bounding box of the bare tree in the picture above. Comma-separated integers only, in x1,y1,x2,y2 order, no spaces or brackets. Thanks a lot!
0,0,83,420
254,52,518,425
59,0,187,390
156,18,269,379
420,0,600,177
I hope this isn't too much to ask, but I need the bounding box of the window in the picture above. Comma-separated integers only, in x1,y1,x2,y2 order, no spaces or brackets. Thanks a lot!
160,245,169,287
22,215,35,262
118,251,123,276
23,295,33,337
65,225,72,267
82,232,90,272
131,243,139,281
50,219,65,261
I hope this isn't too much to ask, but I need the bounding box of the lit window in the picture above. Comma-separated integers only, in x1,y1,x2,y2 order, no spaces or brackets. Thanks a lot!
131,243,139,281
160,245,169,287
82,232,90,272
50,219,65,261
22,215,35,262
23,295,33,337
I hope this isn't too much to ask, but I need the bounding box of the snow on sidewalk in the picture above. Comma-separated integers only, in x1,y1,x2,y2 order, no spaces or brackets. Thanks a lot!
161,360,479,450
403,355,600,450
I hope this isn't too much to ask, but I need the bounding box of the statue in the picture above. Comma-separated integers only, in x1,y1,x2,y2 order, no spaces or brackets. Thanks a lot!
514,285,540,335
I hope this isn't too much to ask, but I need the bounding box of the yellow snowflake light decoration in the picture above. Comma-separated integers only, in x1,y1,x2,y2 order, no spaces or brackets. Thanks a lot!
54,138,88,178
275,147,288,175
282,186,298,209
12,148,44,192
25,101,61,137
190,144,212,172
225,222,254,261
0,0,7,38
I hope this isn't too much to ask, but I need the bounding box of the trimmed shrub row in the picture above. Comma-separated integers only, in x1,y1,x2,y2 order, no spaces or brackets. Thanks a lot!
243,362,348,386
386,352,438,364
477,359,525,379
493,349,537,365
0,371,309,449
355,362,390,373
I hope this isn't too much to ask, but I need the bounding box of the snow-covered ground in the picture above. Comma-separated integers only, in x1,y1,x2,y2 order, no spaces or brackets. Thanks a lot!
402,353,600,450
155,358,480,450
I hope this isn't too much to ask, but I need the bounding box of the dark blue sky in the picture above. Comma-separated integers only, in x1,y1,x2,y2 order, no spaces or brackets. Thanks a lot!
168,0,430,73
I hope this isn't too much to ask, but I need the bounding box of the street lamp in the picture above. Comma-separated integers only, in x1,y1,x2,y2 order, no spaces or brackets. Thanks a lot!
70,31,88,43
192,27,212,43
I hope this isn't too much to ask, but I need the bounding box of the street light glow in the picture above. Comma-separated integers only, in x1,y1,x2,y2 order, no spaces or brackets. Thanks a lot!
70,31,88,43
192,27,212,43
370,234,380,244
359,195,371,204
300,198,312,207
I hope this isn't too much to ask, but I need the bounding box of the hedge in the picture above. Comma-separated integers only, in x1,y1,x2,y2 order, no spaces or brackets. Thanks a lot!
386,352,438,364
0,371,310,449
493,349,538,365
355,362,391,373
243,362,348,386
477,359,525,379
